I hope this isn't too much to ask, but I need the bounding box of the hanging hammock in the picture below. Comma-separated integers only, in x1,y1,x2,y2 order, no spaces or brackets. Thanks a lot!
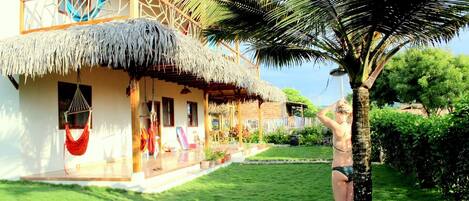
140,127,149,151
65,0,107,22
64,84,92,156
148,78,157,155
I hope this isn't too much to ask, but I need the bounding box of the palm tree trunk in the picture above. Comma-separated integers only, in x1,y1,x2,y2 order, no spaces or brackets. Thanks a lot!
352,86,372,201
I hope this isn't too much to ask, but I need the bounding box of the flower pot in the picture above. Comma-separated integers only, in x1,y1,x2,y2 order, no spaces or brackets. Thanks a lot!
209,161,216,168
216,158,223,165
224,154,231,162
200,160,210,170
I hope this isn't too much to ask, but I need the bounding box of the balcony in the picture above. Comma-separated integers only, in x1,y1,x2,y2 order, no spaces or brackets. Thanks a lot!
20,0,258,71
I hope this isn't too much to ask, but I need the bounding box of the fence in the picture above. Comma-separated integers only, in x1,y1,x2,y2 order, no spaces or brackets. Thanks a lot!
244,117,317,133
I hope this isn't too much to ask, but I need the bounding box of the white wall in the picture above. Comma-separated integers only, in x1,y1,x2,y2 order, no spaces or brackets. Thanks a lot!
0,0,23,179
16,67,132,177
140,77,205,150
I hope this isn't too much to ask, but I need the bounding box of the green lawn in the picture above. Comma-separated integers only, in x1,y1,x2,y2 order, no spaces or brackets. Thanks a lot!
247,146,333,161
0,164,442,201
0,146,443,201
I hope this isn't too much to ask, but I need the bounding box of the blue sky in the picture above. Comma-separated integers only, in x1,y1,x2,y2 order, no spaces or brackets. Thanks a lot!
259,30,469,106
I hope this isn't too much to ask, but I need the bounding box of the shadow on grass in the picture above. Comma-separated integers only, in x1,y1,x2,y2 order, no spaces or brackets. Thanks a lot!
372,165,443,201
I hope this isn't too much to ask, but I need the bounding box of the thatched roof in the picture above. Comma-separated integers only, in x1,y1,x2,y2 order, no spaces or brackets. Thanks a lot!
0,18,285,102
209,103,231,115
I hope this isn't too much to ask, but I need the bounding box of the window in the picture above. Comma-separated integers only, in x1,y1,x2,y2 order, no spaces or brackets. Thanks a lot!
187,102,198,127
162,97,174,127
58,82,92,129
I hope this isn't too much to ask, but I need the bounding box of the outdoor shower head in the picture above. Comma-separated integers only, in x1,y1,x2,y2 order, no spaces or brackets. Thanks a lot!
329,67,347,77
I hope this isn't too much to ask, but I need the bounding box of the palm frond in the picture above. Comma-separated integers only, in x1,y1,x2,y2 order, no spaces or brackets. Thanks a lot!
250,42,334,67
341,0,469,46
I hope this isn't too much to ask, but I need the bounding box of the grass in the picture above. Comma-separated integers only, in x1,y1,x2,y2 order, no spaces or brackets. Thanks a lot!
247,146,333,161
0,146,443,201
0,164,442,201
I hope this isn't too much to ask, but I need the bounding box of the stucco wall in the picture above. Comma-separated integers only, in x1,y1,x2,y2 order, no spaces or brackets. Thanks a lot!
0,0,24,179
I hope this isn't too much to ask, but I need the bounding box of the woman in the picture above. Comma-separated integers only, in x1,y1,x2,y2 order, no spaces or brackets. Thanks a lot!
318,99,353,201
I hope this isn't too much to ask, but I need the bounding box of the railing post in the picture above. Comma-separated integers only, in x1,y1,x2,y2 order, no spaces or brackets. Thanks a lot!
130,0,139,18
19,0,25,34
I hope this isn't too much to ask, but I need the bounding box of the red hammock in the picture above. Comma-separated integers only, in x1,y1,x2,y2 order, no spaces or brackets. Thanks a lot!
148,122,156,155
140,128,149,151
64,113,91,156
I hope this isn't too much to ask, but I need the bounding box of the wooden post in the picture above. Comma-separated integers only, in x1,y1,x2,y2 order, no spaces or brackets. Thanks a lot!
20,0,25,33
258,100,263,143
236,100,243,146
204,91,210,148
129,0,139,18
219,114,223,131
229,105,234,129
130,78,141,173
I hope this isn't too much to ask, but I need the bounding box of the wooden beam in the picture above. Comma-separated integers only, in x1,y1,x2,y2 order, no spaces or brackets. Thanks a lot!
21,16,128,34
130,78,141,173
204,91,210,148
258,100,263,143
236,100,243,146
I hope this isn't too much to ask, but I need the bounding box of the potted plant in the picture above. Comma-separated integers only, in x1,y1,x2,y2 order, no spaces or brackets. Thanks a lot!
214,151,225,165
223,152,231,162
200,148,213,170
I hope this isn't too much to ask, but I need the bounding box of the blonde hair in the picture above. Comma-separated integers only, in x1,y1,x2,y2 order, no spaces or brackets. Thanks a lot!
335,101,352,114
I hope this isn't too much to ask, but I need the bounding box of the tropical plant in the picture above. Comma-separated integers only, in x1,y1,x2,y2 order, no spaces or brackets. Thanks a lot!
176,0,469,199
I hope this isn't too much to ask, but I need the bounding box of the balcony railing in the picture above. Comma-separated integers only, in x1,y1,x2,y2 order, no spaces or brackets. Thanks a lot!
20,0,258,72
138,0,259,71
21,0,130,34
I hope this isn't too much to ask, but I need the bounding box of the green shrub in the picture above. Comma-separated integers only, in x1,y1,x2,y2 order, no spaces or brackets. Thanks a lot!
292,125,328,146
248,130,260,143
440,96,469,200
265,127,290,144
371,101,468,200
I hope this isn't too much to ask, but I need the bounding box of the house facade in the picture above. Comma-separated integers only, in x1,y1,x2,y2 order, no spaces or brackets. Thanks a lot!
0,0,285,181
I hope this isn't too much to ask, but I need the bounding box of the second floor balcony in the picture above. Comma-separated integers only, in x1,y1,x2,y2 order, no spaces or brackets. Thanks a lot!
20,0,258,71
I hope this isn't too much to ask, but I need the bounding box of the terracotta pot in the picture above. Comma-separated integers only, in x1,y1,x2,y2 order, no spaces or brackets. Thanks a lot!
209,161,216,168
216,158,223,165
224,154,231,162
200,161,210,170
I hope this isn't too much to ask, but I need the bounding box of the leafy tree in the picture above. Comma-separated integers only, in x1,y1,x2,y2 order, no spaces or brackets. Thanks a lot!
283,88,318,117
176,0,469,199
371,48,469,115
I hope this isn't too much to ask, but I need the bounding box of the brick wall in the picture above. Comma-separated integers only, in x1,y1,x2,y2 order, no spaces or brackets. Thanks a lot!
239,101,288,120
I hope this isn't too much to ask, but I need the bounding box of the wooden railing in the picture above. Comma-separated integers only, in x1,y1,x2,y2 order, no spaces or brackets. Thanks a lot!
138,0,259,71
20,0,130,34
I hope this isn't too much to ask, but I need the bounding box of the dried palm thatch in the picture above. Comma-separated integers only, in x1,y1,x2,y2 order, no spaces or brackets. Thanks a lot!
0,18,285,102
209,103,231,115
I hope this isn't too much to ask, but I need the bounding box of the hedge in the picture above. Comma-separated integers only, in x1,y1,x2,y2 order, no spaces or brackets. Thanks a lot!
370,97,469,200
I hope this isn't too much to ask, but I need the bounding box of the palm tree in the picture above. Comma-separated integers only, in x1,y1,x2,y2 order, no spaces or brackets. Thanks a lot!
176,0,469,200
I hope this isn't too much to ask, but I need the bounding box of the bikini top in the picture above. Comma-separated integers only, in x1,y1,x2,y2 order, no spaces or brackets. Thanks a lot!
333,130,352,153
